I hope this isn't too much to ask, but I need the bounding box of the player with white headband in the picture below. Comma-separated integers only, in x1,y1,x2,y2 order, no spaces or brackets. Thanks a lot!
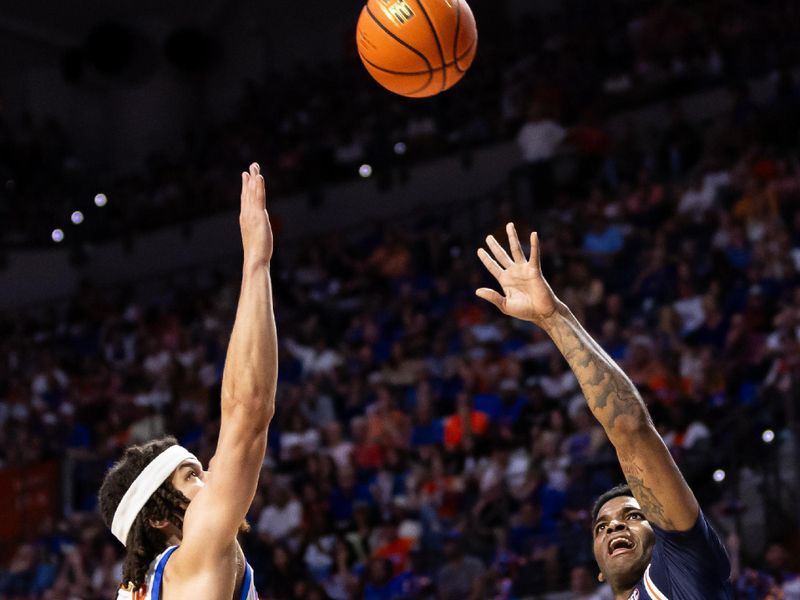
98,162,277,600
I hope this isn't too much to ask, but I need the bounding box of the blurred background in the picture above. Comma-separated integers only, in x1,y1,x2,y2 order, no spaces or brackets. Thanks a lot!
1,0,800,598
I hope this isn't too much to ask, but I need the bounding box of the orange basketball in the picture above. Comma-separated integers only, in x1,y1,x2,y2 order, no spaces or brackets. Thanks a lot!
356,0,478,98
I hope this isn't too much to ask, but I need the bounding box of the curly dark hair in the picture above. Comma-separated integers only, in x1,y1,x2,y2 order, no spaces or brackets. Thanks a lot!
591,483,634,523
98,436,192,589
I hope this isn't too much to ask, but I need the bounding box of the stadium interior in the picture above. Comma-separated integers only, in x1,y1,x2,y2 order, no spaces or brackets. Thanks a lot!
1,0,799,598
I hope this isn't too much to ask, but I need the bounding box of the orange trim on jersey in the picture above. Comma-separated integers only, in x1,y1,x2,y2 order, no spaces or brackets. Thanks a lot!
644,564,670,600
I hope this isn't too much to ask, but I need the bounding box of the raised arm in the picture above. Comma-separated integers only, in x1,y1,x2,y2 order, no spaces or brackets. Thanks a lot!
476,223,698,531
180,163,278,559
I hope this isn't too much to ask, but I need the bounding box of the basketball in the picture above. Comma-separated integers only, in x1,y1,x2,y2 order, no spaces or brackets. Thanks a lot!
356,0,478,98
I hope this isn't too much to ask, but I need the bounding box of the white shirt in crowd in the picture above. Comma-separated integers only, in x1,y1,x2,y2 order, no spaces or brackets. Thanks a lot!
781,577,800,600
143,350,172,378
280,428,321,460
663,421,710,451
285,339,342,376
672,295,705,334
257,499,303,541
517,119,566,163
325,441,354,469
540,370,579,399
677,171,731,220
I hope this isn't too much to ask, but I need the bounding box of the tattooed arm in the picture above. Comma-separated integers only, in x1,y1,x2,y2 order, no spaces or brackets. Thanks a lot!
475,223,699,531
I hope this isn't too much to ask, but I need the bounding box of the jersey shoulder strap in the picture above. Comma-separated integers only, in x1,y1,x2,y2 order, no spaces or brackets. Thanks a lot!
240,561,255,600
115,546,178,600
148,546,179,600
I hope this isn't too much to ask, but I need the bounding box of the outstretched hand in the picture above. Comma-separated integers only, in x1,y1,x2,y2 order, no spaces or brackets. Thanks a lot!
240,162,273,267
476,223,559,325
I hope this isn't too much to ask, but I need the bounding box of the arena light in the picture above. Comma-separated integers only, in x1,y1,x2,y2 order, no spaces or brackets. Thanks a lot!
71,210,84,225
393,142,407,155
51,229,65,243
94,193,108,207
359,164,373,178
712,469,726,483
762,429,775,444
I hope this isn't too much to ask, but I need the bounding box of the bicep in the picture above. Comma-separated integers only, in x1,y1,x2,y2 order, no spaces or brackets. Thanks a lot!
616,424,699,531
180,407,268,558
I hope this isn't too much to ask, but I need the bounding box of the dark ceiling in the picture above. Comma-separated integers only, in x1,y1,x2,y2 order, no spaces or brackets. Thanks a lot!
0,0,229,44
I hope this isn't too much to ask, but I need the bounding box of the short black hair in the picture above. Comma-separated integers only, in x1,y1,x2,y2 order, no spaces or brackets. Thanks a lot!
591,484,634,523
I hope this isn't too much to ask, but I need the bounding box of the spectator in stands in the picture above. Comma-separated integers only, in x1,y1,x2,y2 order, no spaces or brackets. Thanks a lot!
568,564,613,600
4,7,800,593
515,102,567,209
435,534,485,600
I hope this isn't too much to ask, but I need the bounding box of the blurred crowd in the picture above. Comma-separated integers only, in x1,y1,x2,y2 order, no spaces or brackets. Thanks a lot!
2,0,800,248
3,0,800,597
3,43,800,598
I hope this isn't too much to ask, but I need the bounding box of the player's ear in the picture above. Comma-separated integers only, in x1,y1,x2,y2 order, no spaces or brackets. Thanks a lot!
598,571,605,583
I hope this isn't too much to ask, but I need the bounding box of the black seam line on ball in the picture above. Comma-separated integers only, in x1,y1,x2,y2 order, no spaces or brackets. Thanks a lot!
359,50,433,94
415,0,448,92
452,0,464,73
360,37,475,76
365,4,435,93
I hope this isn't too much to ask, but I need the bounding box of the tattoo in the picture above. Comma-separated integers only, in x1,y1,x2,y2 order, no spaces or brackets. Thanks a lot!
539,305,695,531
543,307,645,432
620,458,675,530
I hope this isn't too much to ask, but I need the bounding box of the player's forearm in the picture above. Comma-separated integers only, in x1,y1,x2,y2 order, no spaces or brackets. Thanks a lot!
539,302,651,442
220,262,277,425
542,302,700,530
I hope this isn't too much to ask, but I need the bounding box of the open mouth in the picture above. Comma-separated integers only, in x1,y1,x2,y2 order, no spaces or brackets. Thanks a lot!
608,536,635,557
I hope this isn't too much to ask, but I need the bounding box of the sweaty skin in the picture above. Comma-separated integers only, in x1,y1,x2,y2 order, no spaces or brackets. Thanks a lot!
476,224,700,599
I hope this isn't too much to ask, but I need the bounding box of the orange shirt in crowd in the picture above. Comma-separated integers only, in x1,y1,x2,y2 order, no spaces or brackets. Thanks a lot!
374,537,415,574
443,410,488,449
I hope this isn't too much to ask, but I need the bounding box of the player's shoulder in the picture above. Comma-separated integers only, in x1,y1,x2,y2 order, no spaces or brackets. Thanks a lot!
159,545,256,600
167,538,240,574
651,510,728,559
646,511,733,598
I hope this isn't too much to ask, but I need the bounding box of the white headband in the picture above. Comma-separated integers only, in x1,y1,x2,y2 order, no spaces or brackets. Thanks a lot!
111,445,199,546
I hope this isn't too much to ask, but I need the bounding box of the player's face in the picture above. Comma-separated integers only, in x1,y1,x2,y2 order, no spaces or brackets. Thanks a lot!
170,459,207,502
592,496,655,590
168,459,250,536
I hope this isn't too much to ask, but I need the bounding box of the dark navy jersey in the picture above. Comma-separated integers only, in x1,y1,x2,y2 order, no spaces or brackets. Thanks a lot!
628,512,733,600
